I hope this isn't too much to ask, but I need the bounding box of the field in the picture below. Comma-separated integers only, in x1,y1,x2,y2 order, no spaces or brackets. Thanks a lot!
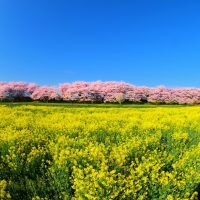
0,103,200,200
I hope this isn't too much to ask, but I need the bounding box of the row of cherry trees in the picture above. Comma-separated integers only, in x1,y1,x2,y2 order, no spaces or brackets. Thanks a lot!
1,81,200,104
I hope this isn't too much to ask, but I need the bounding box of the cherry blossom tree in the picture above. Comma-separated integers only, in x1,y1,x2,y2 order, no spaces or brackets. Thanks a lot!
0,82,38,101
115,93,125,104
31,86,58,102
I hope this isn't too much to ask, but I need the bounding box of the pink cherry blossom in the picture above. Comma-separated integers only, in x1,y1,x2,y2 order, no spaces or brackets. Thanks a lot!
31,86,58,101
1,81,200,104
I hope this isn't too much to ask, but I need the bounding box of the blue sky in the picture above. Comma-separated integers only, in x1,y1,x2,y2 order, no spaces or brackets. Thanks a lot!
1,0,200,87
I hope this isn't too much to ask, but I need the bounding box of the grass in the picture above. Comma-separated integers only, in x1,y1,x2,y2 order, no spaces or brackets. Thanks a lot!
0,101,195,108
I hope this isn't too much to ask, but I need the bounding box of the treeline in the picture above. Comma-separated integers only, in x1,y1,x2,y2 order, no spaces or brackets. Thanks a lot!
1,81,200,104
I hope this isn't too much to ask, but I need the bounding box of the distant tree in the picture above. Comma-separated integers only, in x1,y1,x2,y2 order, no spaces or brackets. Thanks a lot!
115,93,125,104
31,86,58,102
0,82,38,101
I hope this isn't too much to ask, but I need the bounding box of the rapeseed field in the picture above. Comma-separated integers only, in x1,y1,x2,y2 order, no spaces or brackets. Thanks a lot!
0,104,200,200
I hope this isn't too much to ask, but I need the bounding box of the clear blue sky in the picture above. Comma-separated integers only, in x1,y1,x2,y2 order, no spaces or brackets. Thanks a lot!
1,0,200,87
